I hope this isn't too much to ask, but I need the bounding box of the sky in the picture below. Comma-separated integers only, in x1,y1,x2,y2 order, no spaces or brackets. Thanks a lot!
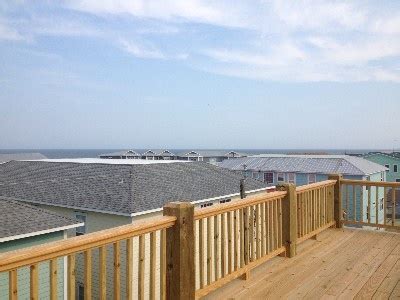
0,0,399,150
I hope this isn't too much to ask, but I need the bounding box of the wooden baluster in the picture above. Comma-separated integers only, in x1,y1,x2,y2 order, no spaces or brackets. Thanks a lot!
274,200,279,249
221,213,226,278
249,206,254,262
138,235,145,300
84,249,92,299
126,238,133,300
353,185,356,221
279,198,283,247
234,210,239,271
376,187,379,226
360,186,364,222
392,187,396,226
30,264,38,300
270,201,275,251
261,202,266,256
256,204,261,259
214,215,220,280
312,190,316,231
368,186,371,223
114,241,121,300
322,187,326,225
384,187,387,225
160,229,166,300
50,259,58,300
99,246,107,300
199,219,204,288
150,232,156,300
67,255,75,300
243,207,249,265
268,200,273,252
207,217,212,284
9,269,18,300
227,211,233,274
301,193,305,235
346,185,349,221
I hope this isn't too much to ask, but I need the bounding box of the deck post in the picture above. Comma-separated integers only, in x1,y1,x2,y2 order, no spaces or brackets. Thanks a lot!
329,174,343,228
276,183,297,258
163,202,195,300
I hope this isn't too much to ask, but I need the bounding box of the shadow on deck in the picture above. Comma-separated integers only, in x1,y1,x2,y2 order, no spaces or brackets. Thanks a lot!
204,228,400,299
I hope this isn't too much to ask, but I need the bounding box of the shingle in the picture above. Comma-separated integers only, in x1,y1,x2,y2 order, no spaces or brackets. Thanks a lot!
0,161,266,215
0,197,80,239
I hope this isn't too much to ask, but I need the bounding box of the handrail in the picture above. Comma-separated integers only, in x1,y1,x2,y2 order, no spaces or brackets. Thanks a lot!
194,190,287,220
340,179,400,188
0,215,176,272
296,180,337,193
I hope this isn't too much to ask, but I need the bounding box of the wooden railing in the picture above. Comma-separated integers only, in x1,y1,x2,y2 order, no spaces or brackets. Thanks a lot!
0,215,176,300
340,179,400,230
0,178,342,300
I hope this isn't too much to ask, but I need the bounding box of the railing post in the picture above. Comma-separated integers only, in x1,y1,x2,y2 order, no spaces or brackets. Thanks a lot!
276,183,297,258
329,174,343,228
163,202,195,300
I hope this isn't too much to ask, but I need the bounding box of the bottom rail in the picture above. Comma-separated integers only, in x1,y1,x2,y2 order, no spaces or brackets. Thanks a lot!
297,221,336,244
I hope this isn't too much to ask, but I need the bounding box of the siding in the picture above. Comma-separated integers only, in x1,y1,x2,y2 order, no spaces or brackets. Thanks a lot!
0,231,65,299
363,154,399,182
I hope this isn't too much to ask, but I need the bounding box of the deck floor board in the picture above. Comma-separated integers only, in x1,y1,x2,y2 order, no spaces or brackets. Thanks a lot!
203,228,400,300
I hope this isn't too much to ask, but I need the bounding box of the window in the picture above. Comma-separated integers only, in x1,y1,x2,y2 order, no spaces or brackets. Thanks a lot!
220,199,231,204
75,213,86,236
277,173,285,182
396,179,400,182
380,198,384,210
394,165,398,173
263,172,274,184
253,172,259,180
288,173,295,184
385,164,390,169
200,202,214,208
308,174,316,184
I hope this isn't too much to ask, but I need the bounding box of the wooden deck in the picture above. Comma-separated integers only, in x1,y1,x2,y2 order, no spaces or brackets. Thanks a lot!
204,228,400,299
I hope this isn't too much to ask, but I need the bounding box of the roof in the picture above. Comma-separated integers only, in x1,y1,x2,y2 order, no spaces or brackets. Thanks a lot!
0,197,82,242
99,150,141,157
362,152,400,160
178,150,247,157
0,153,47,164
35,158,188,165
0,160,267,215
217,154,387,176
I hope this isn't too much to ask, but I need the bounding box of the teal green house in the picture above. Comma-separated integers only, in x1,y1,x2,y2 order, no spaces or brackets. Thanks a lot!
362,152,400,182
0,198,82,299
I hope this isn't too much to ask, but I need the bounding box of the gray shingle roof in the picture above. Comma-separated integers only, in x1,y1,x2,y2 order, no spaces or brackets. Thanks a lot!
218,155,387,176
0,197,80,240
178,150,247,157
0,153,47,164
99,150,141,157
0,161,266,215
362,152,400,160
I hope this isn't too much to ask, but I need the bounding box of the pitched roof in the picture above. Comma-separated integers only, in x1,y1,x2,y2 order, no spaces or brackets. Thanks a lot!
0,153,47,164
0,160,266,215
362,152,400,160
218,154,387,176
178,150,247,157
99,150,141,157
0,197,81,242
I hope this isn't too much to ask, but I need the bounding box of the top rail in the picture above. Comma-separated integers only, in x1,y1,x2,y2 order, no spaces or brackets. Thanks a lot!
0,215,176,272
296,180,337,193
194,190,287,220
340,179,400,188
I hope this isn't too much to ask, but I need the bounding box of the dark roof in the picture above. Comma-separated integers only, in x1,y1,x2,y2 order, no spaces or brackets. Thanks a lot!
0,161,266,215
0,153,47,164
178,150,247,157
0,197,81,241
362,152,400,160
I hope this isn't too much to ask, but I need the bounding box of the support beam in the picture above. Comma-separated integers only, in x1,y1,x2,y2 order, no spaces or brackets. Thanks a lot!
329,174,343,228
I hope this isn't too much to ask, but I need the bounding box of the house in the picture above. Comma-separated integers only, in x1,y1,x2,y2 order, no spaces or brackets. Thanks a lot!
0,198,82,299
99,149,178,160
0,158,267,298
177,150,247,164
98,150,142,159
218,154,388,224
362,152,400,182
0,152,47,164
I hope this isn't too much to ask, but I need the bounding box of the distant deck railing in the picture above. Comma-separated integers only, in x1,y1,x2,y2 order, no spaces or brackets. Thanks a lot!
4,175,398,299
340,179,400,229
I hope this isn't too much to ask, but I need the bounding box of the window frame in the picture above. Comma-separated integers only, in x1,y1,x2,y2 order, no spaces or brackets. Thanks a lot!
277,173,285,182
308,174,317,184
394,164,398,173
263,172,274,184
287,173,296,184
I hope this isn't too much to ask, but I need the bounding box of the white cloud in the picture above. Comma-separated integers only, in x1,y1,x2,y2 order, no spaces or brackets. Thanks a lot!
120,39,165,59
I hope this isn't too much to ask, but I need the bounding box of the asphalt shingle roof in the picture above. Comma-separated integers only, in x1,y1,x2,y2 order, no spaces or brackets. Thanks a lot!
0,161,266,215
217,155,387,176
0,197,80,240
0,153,47,164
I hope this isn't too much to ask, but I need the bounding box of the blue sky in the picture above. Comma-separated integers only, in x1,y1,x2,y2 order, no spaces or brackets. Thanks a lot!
0,1,399,149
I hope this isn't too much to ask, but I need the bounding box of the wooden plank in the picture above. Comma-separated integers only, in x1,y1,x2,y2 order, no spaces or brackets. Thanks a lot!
84,249,92,299
268,200,272,252
342,221,400,230
227,211,232,274
30,264,38,300
138,235,145,300
207,217,212,284
384,187,387,225
9,269,17,300
274,200,279,249
296,221,336,244
150,232,156,300
376,187,379,226
392,188,396,226
99,246,107,300
244,207,249,265
0,216,176,273
368,187,372,223
49,259,57,300
234,210,239,271
67,255,75,300
221,213,226,277
114,241,121,300
353,185,356,221
340,179,400,188
249,206,255,262
214,215,220,280
346,185,349,221
126,238,133,300
160,229,166,300
261,203,266,256
199,219,204,288
256,204,261,259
